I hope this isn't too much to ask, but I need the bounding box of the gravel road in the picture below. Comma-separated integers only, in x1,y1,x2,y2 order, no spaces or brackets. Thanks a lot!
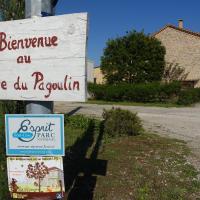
55,102,200,170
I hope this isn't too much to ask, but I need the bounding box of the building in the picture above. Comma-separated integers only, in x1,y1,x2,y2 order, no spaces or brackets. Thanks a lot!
87,59,95,83
154,20,200,88
93,67,105,84
40,167,64,192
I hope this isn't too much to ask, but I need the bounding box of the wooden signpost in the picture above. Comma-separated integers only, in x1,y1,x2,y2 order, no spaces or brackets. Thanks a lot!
2,10,88,199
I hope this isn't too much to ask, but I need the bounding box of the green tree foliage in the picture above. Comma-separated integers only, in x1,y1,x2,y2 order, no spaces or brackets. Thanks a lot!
101,30,166,84
0,0,25,21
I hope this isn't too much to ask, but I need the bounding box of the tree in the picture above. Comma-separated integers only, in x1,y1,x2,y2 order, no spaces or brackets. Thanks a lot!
163,62,188,83
101,30,166,84
26,162,49,192
0,0,25,21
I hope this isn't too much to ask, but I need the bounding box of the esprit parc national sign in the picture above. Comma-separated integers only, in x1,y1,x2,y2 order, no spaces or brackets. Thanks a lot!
5,114,64,156
0,13,88,101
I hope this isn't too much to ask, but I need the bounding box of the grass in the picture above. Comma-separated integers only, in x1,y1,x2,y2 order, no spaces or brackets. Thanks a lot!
94,134,200,200
87,99,186,108
64,117,200,200
1,114,200,199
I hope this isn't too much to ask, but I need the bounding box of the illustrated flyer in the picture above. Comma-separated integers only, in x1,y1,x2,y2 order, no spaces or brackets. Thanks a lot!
7,157,65,199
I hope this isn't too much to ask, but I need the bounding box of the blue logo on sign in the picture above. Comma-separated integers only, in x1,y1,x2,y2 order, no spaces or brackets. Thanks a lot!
13,132,33,139
12,119,56,143
13,119,37,142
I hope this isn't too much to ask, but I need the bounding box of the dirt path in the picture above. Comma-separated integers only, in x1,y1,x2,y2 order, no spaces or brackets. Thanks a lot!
55,102,200,171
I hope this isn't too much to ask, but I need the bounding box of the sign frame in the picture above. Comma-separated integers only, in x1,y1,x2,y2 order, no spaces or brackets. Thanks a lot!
5,114,65,156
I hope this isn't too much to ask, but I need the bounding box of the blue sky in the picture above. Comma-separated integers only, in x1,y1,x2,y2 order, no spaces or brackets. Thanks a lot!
56,0,200,66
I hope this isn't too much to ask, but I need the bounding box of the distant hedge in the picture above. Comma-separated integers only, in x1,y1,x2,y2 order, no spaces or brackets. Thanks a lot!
88,82,181,103
177,88,200,105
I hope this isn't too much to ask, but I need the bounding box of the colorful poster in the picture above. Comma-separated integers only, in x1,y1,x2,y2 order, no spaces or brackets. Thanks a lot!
7,157,65,200
5,114,65,156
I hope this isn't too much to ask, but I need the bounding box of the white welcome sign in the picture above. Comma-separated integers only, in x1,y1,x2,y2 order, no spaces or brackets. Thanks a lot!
0,13,88,101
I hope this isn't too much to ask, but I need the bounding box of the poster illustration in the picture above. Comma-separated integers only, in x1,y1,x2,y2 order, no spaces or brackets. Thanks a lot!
7,157,65,199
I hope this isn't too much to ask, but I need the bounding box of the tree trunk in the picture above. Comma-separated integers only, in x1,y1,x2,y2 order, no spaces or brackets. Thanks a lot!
38,177,41,192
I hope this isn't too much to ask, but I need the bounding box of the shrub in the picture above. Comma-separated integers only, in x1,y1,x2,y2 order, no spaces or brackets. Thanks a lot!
88,83,106,100
88,82,181,103
102,108,143,138
158,81,181,102
177,88,200,105
0,100,25,114
0,115,10,200
64,114,93,129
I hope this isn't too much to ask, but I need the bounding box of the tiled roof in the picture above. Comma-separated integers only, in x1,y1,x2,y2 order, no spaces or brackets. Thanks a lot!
152,24,200,38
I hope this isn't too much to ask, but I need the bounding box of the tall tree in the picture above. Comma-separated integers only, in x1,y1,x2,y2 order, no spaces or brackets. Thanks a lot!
101,30,166,84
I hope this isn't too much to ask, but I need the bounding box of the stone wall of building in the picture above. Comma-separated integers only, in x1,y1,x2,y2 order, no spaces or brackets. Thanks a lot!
93,67,105,84
87,59,95,83
155,27,200,87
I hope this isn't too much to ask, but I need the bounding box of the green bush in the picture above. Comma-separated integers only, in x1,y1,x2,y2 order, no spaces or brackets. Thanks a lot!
0,115,10,200
177,88,200,105
88,83,106,100
0,100,25,114
102,108,143,138
64,114,93,129
0,100,24,200
88,82,181,103
0,101,25,200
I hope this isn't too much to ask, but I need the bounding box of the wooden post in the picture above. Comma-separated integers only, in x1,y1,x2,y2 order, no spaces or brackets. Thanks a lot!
25,0,56,114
